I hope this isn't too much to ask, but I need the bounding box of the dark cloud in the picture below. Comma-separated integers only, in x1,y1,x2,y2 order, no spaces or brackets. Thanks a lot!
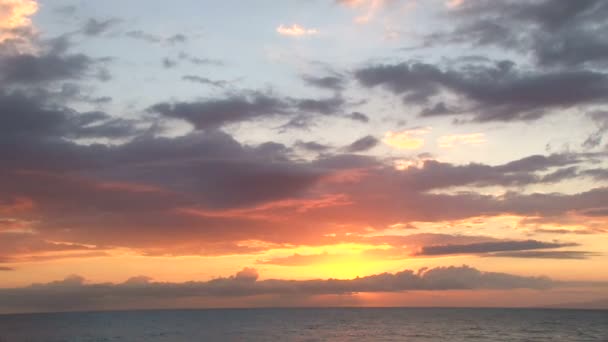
395,153,585,191
149,93,289,129
0,90,139,142
295,141,331,152
354,60,608,122
302,74,346,91
489,251,601,260
0,52,95,83
344,135,379,153
149,93,346,130
347,111,369,123
0,266,558,313
0,267,14,271
435,0,608,67
294,96,345,115
415,240,577,256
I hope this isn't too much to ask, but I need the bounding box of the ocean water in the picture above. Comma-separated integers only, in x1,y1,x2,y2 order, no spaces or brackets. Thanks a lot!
0,308,606,341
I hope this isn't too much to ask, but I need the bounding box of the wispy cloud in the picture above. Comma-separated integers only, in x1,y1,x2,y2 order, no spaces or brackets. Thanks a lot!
438,133,486,148
276,24,318,37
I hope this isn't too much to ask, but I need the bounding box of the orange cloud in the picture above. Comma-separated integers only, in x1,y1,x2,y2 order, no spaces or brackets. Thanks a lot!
276,24,318,37
0,0,38,42
383,128,429,150
437,133,485,148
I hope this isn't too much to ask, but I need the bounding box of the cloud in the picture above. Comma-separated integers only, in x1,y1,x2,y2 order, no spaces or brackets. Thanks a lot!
0,266,14,271
302,74,346,91
433,0,608,67
415,240,577,256
344,135,379,152
0,0,38,42
383,129,428,150
355,60,608,122
489,251,601,260
276,24,318,37
347,111,369,123
81,18,119,36
438,133,485,148
149,93,345,130
0,265,560,313
182,75,229,88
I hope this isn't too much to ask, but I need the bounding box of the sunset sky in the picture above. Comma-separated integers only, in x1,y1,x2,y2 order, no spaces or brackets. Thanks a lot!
1,0,608,313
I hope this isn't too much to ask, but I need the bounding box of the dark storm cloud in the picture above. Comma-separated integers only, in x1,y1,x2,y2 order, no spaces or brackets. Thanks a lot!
434,0,608,67
354,60,608,122
415,240,577,256
0,265,558,313
344,135,379,152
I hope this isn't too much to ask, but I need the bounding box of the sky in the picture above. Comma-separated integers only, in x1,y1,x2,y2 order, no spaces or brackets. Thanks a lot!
1,0,608,313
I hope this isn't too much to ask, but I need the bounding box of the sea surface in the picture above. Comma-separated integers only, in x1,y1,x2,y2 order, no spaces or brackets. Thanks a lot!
0,308,607,341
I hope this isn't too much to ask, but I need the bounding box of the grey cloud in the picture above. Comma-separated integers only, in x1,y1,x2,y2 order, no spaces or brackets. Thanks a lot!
125,30,162,43
182,75,229,88
167,34,187,44
415,240,577,256
178,52,225,66
0,53,95,83
162,57,178,69
347,111,369,123
125,31,189,45
149,93,346,130
302,74,346,91
82,18,120,36
435,0,608,67
344,135,379,153
0,267,14,271
0,266,557,313
149,93,289,130
583,111,608,149
397,154,585,191
295,141,331,152
489,251,601,260
355,60,608,122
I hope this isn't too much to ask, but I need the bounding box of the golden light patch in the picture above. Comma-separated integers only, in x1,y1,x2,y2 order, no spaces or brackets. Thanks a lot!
383,128,429,150
0,0,38,41
276,24,318,36
437,133,486,148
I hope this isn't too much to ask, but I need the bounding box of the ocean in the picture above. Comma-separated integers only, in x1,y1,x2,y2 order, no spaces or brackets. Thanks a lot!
0,308,606,341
